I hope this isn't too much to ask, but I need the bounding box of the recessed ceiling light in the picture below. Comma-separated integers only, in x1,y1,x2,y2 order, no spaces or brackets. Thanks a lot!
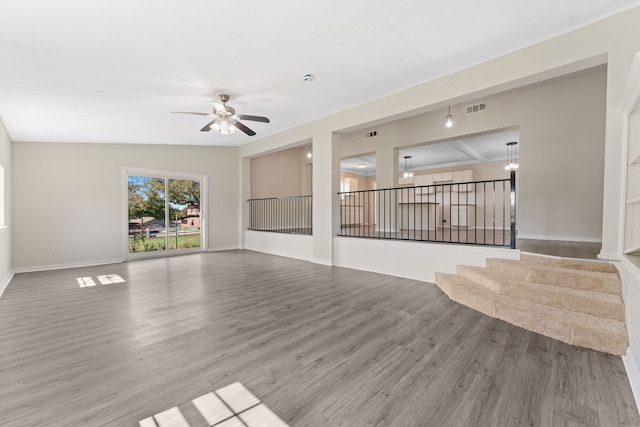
356,163,367,169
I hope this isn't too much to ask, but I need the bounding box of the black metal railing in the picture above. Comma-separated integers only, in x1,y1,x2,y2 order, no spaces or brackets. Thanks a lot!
247,195,313,235
338,174,516,248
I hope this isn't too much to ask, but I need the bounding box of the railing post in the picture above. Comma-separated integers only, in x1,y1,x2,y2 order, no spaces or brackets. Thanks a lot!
510,170,517,249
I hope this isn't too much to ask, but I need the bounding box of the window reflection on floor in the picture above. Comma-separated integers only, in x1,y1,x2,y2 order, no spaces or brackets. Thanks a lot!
77,274,125,287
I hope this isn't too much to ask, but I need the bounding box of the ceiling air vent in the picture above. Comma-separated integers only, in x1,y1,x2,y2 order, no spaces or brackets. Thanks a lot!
466,102,487,115
366,130,378,138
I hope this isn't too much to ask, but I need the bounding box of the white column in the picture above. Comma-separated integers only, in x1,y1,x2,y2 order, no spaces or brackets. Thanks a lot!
312,127,341,265
375,147,399,232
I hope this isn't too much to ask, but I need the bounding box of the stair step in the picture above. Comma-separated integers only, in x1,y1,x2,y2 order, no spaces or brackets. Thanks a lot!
520,252,618,274
434,272,628,355
456,265,624,322
485,258,621,295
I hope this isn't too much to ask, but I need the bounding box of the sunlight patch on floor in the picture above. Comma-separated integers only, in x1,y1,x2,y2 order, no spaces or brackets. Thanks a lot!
139,382,288,427
76,277,96,287
77,274,125,287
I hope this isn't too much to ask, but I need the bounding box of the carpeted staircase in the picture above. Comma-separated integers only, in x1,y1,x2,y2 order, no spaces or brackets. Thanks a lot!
434,252,628,355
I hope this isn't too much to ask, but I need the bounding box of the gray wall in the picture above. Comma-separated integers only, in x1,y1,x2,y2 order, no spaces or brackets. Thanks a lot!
340,67,607,242
250,146,311,198
11,142,239,270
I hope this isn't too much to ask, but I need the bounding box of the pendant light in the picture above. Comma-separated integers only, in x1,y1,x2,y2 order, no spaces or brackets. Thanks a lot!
445,106,453,128
505,141,519,170
403,155,413,178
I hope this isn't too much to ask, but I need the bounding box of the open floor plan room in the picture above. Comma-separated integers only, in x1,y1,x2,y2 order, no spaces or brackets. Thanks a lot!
0,251,637,426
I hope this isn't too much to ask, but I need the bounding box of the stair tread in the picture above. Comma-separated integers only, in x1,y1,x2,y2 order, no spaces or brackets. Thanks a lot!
434,272,627,355
456,264,624,323
485,257,621,295
520,252,618,273
489,257,620,279
458,264,621,301
438,273,624,330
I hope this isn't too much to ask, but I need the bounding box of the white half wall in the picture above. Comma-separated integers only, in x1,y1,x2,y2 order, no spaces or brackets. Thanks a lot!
244,230,312,261
334,237,519,283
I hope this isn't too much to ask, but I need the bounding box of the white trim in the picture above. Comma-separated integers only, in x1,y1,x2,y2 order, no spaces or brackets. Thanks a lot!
208,245,240,252
0,269,15,298
624,349,640,414
621,52,640,115
311,257,333,266
598,251,622,261
616,256,640,410
11,258,124,274
516,234,602,243
620,52,640,257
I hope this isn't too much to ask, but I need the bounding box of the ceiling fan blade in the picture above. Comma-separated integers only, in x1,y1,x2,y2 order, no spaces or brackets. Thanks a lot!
172,111,214,116
212,102,228,113
233,121,256,136
200,119,217,132
238,114,270,123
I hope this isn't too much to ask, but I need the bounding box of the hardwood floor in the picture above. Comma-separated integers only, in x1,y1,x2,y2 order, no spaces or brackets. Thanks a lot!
0,250,638,426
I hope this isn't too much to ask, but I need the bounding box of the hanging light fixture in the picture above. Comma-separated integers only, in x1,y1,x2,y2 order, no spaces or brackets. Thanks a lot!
445,106,453,128
306,143,312,159
211,117,236,141
403,155,414,178
505,141,519,170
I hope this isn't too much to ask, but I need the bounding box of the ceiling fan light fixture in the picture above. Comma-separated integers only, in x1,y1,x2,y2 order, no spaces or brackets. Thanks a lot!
212,118,236,135
173,94,269,138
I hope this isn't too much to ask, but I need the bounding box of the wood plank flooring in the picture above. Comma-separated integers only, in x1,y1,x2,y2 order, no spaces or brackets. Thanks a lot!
0,250,638,426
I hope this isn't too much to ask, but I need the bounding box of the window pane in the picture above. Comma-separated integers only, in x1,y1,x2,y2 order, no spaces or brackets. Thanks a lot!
128,175,166,253
168,178,201,251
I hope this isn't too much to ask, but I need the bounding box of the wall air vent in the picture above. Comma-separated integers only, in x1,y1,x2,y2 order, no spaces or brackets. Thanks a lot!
466,102,487,114
366,130,378,138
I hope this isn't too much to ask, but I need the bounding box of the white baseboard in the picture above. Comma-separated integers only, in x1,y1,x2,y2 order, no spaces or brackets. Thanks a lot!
208,245,240,252
0,269,15,298
12,258,124,274
311,257,333,266
598,251,622,261
516,234,602,243
624,348,640,414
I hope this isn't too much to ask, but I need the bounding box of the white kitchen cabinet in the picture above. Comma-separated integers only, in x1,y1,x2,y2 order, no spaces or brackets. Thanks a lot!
398,176,414,186
453,170,474,183
451,204,476,228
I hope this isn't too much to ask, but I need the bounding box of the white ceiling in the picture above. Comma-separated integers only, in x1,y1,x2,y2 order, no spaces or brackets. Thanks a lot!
341,129,520,176
1,1,639,146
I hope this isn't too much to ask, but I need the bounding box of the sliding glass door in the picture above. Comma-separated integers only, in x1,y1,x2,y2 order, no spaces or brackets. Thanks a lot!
126,169,205,257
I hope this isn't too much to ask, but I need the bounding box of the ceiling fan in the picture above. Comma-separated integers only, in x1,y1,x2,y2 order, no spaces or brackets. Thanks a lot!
172,94,270,137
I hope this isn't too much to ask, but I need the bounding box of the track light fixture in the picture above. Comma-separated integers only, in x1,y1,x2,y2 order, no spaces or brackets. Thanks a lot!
445,106,453,128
